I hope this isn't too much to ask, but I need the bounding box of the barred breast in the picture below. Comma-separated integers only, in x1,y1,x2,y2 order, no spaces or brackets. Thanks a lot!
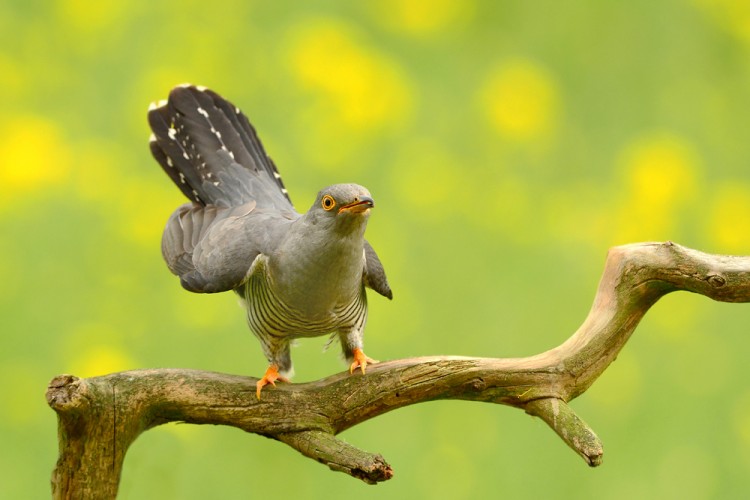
242,255,368,372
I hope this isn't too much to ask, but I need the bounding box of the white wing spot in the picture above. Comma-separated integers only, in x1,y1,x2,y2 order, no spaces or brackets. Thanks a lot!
148,133,156,143
168,128,177,140
196,85,207,92
273,171,281,179
214,130,222,139
179,172,186,184
182,151,190,160
192,189,199,196
197,107,209,118
213,181,220,186
235,107,240,114
148,102,158,111
228,151,235,160
281,188,288,194
206,172,213,179
166,157,173,167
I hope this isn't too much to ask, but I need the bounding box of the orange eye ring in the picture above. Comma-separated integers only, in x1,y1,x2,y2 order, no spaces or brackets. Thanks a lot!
321,194,336,211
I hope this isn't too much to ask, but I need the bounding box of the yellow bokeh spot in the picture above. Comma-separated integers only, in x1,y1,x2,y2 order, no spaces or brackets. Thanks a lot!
0,115,70,208
65,322,137,376
286,19,412,131
57,0,127,32
707,182,750,253
479,59,559,142
614,134,700,242
369,0,475,36
71,345,137,378
694,0,750,43
625,136,697,205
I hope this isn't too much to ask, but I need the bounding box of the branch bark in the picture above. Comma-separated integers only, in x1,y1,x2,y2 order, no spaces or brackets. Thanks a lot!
47,242,750,498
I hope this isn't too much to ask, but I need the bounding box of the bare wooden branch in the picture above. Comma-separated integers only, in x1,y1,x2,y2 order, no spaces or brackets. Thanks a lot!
47,242,750,498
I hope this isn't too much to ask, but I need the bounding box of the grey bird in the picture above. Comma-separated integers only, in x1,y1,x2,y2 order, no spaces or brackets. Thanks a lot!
147,85,392,398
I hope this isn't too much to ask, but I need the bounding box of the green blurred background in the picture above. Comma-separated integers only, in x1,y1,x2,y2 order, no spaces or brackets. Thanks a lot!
3,0,750,498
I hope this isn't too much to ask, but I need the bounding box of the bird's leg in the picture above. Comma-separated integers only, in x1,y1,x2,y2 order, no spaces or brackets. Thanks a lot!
256,364,290,399
349,347,378,375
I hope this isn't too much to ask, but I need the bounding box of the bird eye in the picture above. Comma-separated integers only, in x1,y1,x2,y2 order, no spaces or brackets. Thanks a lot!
321,194,336,211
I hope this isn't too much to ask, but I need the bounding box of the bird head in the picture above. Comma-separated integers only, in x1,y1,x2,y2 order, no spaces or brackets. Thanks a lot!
308,184,374,232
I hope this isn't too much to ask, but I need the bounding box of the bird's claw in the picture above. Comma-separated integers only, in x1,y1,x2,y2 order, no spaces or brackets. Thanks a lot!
349,348,378,375
256,364,290,399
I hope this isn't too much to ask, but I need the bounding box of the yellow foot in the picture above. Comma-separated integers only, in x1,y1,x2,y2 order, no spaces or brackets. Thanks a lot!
256,364,290,399
349,348,378,375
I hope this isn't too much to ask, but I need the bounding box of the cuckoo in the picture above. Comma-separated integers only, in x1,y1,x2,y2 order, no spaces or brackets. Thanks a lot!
148,85,392,398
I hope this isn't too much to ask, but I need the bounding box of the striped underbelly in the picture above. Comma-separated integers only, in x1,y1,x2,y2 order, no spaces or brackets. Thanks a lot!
243,265,367,340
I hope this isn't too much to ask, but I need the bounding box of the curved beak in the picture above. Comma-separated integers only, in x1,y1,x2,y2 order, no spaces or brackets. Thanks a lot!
338,196,374,214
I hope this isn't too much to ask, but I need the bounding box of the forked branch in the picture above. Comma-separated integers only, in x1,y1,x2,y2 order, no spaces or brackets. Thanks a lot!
47,242,750,498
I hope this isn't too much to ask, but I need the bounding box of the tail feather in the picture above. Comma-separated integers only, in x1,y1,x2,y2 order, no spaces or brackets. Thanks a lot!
148,85,293,210
202,88,291,203
148,107,206,205
149,133,191,200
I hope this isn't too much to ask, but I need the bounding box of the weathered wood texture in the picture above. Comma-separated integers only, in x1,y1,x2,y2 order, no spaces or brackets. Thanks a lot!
47,242,750,498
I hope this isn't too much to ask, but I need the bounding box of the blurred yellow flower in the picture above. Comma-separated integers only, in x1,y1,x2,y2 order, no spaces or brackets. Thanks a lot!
479,58,560,142
614,134,700,242
57,0,128,33
694,0,750,43
285,19,411,131
707,182,750,252
283,19,412,171
0,115,70,209
368,0,475,36
625,136,698,205
71,344,137,378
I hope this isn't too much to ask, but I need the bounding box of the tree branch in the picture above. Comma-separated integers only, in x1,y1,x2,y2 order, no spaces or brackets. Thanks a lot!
47,242,750,498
